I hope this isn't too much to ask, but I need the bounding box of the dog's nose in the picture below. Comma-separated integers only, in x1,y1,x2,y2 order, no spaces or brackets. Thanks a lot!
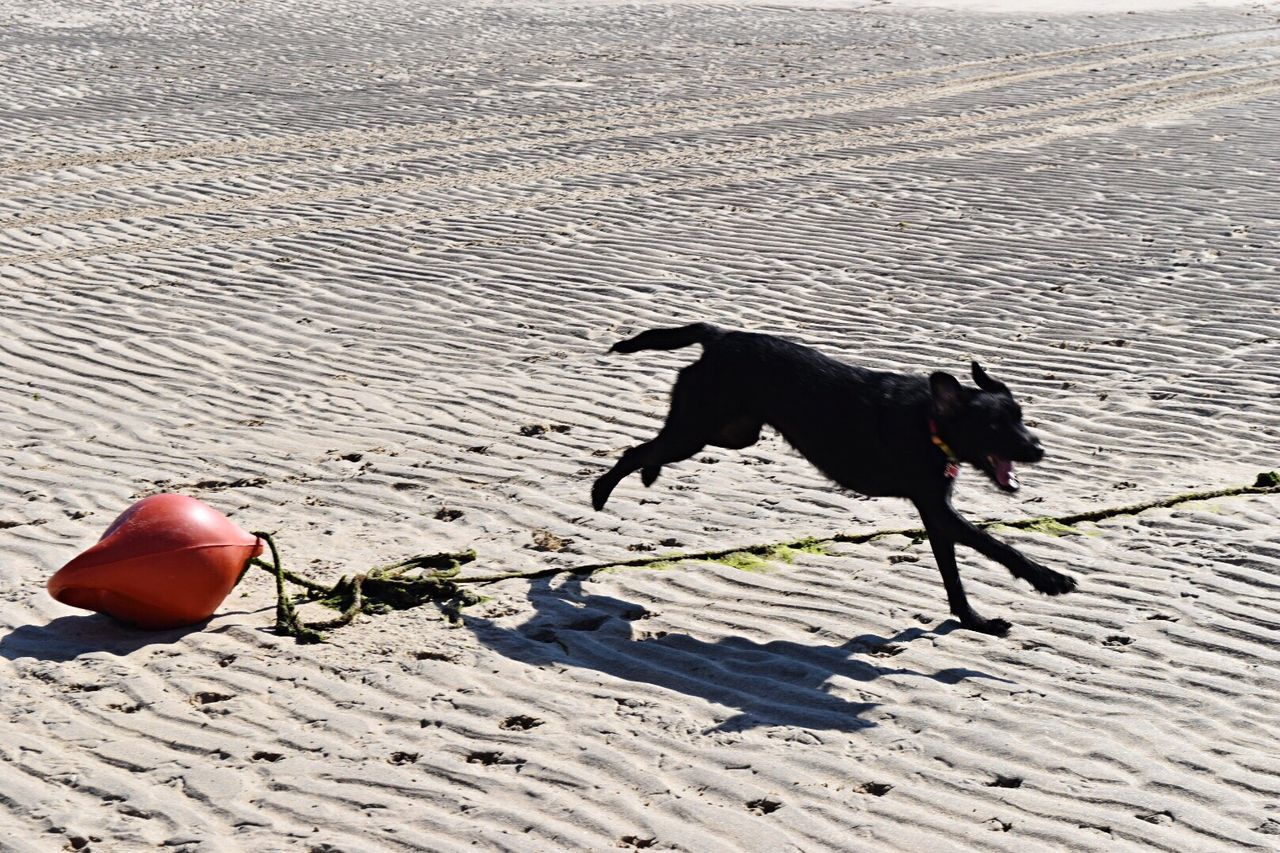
1017,434,1044,463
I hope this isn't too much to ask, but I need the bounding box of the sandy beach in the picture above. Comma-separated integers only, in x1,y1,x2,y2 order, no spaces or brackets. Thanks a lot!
3,0,1280,848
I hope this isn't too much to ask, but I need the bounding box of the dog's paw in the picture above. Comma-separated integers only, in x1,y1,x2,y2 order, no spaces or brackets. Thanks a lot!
1029,567,1077,596
590,479,611,512
1034,568,1075,594
964,616,1012,636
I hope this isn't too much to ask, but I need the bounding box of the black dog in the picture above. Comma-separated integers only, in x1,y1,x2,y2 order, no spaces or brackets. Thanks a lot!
591,323,1077,636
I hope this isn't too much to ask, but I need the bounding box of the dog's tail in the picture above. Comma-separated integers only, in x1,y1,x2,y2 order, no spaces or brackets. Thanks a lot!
609,322,722,354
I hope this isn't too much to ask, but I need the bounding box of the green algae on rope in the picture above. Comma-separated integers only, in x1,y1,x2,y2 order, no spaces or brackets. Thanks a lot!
234,472,1279,638
455,471,1280,587
245,531,482,644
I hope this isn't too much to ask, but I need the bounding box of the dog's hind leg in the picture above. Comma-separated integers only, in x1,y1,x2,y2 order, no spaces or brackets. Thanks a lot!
592,362,738,510
711,416,763,450
641,416,760,488
592,431,706,510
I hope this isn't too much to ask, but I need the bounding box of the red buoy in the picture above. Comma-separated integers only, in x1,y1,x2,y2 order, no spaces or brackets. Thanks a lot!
47,494,263,629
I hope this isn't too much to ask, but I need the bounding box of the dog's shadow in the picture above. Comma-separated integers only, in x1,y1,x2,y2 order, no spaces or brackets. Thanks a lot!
468,574,1009,733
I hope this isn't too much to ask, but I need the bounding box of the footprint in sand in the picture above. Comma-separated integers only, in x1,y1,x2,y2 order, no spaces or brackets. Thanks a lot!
500,715,544,731
746,797,783,815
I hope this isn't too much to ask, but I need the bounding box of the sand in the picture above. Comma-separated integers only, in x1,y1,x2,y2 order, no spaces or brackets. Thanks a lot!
2,0,1280,849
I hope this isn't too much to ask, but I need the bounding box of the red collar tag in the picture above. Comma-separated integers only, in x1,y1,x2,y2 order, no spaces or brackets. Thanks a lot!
945,461,960,479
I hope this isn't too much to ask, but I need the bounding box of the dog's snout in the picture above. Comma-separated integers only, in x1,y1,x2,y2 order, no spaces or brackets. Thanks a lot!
1013,429,1044,463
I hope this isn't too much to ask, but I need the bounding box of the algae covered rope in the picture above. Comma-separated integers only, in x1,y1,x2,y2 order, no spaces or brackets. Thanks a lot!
249,531,324,644
237,471,1280,636
245,531,482,644
454,470,1280,587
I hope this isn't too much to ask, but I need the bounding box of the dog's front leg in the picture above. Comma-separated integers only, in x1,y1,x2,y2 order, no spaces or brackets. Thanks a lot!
918,515,1012,636
915,495,1077,596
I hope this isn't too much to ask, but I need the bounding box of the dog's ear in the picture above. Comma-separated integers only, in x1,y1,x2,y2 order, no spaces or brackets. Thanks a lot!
930,371,965,418
971,361,1011,397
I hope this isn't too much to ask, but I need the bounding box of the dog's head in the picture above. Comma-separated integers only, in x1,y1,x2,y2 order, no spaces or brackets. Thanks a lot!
930,362,1043,493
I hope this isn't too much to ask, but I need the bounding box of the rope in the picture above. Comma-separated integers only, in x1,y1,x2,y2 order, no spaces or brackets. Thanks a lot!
452,470,1280,587
234,471,1278,640
244,532,481,644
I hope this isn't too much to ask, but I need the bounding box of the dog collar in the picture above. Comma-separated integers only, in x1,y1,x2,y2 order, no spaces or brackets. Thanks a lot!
929,419,961,479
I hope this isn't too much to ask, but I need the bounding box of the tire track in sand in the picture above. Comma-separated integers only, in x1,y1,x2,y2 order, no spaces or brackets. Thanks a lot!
4,36,1277,212
3,76,1279,267
0,25,1274,179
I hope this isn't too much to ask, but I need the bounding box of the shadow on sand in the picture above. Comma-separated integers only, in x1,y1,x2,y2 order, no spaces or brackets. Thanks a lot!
468,574,1010,733
1,613,219,662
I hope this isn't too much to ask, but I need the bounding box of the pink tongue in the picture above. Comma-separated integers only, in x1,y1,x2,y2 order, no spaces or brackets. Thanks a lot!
994,457,1019,489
